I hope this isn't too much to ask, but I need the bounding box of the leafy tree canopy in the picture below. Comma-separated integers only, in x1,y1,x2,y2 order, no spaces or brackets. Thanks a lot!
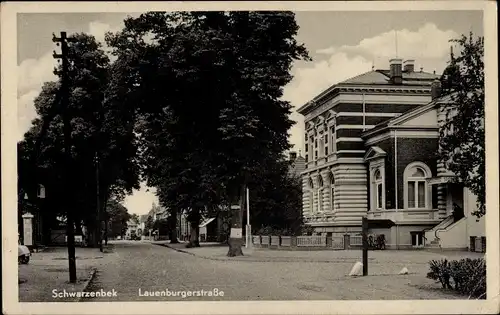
439,32,485,217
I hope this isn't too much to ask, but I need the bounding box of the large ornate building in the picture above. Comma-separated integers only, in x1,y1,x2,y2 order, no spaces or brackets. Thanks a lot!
297,58,485,250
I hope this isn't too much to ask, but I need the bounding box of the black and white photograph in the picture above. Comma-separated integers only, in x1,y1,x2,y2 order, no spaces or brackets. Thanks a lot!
1,1,498,315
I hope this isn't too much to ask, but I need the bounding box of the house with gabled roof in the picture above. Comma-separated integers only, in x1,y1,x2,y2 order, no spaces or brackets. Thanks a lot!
297,57,485,251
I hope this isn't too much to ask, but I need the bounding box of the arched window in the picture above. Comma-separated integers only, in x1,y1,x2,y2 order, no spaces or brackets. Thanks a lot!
374,169,383,209
308,177,315,214
317,175,324,212
404,162,432,209
329,172,335,212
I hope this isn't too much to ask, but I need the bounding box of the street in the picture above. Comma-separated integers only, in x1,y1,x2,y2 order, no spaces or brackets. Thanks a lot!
79,241,465,301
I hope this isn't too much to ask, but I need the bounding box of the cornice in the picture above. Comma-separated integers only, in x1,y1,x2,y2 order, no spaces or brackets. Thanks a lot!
298,85,432,115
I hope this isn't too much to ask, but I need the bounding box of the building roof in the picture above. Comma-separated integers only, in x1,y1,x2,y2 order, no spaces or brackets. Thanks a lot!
361,92,454,138
297,68,440,114
341,70,439,86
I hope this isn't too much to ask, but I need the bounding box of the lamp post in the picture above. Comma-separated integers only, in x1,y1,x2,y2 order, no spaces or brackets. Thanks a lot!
245,188,251,248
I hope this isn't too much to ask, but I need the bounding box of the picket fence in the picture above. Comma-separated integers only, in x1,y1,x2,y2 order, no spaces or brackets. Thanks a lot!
252,235,353,250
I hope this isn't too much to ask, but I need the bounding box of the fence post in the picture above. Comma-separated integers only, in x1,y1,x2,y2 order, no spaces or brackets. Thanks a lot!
326,235,332,248
344,234,350,250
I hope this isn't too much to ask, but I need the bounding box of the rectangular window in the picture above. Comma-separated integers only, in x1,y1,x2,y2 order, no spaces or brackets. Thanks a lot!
432,186,438,208
305,144,308,153
330,187,335,211
330,126,336,153
305,155,308,163
417,182,426,208
411,232,424,246
315,140,318,148
325,147,329,156
377,184,383,208
408,182,416,208
315,151,318,159
318,190,322,212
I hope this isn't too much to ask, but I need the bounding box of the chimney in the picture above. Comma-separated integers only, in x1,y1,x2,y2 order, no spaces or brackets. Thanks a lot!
289,151,297,161
403,59,415,72
431,79,442,100
389,58,403,84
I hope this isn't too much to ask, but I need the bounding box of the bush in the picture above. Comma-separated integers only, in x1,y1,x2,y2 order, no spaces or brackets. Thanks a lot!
427,259,452,289
256,226,294,236
427,258,486,299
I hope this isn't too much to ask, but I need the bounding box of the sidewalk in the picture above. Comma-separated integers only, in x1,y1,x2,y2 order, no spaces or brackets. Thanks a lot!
18,245,115,302
154,241,484,264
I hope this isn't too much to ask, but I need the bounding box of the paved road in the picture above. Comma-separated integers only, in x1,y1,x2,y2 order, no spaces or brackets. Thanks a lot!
84,241,463,301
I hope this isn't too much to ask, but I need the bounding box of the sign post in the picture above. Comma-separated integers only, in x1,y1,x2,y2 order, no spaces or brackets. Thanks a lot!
362,216,368,276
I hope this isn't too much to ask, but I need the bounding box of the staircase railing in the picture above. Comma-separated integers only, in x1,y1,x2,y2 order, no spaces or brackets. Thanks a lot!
423,214,454,245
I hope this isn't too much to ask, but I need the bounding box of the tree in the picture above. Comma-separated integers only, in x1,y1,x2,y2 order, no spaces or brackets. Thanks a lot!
106,11,310,255
107,200,132,238
18,33,141,248
144,215,154,236
130,213,140,225
439,32,485,217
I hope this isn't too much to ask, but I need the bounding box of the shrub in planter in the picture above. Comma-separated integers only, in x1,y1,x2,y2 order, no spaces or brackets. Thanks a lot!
426,259,452,289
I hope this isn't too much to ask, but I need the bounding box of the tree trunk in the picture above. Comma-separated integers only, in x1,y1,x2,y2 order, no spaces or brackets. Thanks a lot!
186,208,201,248
227,185,245,257
169,209,179,243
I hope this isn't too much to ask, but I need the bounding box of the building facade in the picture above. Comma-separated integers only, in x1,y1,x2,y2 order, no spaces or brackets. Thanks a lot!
297,58,485,250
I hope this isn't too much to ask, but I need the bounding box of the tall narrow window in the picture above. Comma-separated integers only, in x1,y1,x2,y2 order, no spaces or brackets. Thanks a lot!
330,125,336,153
317,176,324,213
404,163,431,209
329,173,335,212
324,133,329,156
319,132,324,157
374,169,384,209
308,178,314,214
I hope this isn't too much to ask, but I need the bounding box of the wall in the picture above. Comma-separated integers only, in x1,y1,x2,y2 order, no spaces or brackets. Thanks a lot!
387,224,434,249
369,138,395,209
464,188,485,238
438,218,468,249
396,137,438,209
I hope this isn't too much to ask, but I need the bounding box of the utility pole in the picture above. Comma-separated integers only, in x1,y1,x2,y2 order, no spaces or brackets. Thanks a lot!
362,216,368,276
95,152,103,252
53,31,77,283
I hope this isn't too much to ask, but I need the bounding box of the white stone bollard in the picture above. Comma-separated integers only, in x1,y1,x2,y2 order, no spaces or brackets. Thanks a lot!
349,261,363,276
398,267,409,275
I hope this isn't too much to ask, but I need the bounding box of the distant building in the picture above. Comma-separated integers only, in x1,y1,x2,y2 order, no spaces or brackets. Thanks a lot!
288,151,306,178
125,220,139,239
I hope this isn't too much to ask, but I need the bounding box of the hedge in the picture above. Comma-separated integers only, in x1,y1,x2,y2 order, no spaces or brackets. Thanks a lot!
426,258,486,299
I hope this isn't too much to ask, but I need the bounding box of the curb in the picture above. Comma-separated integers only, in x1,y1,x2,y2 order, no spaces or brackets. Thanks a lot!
77,268,98,302
153,243,377,263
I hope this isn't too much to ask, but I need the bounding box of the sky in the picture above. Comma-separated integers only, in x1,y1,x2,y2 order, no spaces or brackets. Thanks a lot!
17,10,483,215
